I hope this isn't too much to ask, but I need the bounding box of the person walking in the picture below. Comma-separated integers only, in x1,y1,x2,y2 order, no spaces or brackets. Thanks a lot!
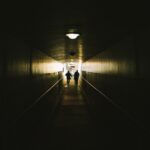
74,70,80,86
65,71,72,86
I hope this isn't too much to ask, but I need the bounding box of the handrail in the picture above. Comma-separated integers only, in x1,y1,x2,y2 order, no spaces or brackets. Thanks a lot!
82,77,135,121
82,77,150,133
14,77,63,122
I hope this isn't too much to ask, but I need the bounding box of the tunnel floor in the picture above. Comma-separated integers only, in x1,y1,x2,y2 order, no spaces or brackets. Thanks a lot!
8,80,149,150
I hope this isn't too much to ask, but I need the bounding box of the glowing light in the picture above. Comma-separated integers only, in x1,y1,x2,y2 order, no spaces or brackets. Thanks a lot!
32,61,63,74
78,60,82,73
66,33,80,39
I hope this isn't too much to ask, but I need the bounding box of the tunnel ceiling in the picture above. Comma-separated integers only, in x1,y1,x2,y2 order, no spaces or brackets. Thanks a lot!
2,1,149,63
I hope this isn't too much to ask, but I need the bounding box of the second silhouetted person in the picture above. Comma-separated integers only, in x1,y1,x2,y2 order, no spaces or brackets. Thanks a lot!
74,70,80,86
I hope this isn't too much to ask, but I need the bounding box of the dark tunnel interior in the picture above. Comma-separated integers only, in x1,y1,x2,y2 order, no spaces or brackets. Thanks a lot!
1,1,150,150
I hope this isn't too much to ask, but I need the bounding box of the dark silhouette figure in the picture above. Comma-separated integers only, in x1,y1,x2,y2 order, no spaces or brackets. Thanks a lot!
74,70,80,86
65,71,72,86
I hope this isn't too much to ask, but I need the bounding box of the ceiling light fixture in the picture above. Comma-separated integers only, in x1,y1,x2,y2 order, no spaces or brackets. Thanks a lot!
66,33,80,39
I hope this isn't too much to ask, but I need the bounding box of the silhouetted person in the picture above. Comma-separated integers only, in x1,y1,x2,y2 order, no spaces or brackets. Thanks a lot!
74,70,80,86
65,71,72,86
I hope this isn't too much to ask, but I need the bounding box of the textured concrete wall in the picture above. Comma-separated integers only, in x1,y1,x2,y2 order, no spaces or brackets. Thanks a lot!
82,28,150,129
1,34,63,149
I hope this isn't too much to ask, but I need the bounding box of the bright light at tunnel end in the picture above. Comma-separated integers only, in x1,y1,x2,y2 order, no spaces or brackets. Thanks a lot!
66,33,80,39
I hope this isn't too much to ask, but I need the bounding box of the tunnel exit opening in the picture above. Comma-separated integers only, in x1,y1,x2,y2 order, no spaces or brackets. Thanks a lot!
63,61,82,87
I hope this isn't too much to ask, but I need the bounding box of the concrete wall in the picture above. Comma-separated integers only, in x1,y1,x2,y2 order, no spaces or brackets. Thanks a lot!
82,28,150,130
1,34,63,149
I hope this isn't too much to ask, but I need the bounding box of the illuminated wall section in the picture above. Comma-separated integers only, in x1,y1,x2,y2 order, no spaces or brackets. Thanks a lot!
30,49,63,103
82,30,150,129
82,37,136,77
1,35,63,138
32,49,63,75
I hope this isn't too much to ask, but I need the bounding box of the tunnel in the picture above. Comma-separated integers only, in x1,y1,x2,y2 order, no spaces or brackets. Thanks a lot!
1,1,150,150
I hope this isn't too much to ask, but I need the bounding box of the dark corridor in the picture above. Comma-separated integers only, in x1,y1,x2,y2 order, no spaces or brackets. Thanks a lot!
1,1,150,150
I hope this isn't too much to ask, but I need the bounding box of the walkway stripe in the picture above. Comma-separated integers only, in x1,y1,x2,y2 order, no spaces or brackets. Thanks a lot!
82,77,147,131
14,78,63,122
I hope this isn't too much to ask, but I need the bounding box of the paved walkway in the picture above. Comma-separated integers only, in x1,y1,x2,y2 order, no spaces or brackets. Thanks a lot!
8,79,149,150
49,80,97,150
